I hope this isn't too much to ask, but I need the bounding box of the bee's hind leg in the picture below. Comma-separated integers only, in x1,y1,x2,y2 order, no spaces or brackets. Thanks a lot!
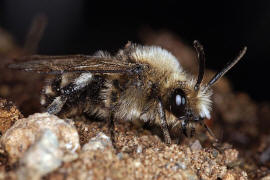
47,95,67,114
46,73,93,115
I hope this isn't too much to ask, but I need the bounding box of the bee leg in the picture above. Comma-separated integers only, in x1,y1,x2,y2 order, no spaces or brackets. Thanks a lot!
181,120,188,137
202,122,218,143
201,122,226,152
157,100,171,144
108,110,117,148
190,123,196,138
47,95,67,114
46,73,93,114
60,73,93,96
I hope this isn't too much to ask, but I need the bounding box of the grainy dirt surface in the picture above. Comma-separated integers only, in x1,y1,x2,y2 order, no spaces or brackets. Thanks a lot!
0,27,269,179
0,98,23,135
45,120,248,180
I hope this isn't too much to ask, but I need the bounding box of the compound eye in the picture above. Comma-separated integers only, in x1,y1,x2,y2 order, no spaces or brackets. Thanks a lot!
170,88,186,117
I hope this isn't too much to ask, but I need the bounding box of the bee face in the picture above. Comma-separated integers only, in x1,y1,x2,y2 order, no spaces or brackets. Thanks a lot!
165,83,211,124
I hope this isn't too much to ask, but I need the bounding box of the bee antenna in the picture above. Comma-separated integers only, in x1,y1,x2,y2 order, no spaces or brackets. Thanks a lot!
206,46,247,87
193,40,205,91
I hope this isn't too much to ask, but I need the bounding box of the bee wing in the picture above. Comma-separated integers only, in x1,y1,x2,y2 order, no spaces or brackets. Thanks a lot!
8,55,143,74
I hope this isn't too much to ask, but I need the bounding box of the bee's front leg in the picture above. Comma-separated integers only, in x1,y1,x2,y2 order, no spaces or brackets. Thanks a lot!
157,99,172,144
190,124,196,138
181,120,188,137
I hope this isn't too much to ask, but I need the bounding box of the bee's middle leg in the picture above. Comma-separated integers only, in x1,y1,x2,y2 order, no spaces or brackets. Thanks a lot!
108,110,115,143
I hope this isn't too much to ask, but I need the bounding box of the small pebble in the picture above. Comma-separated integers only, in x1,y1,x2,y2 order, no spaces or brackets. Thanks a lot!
1,113,80,163
190,140,202,151
136,145,143,154
82,132,113,151
17,129,62,180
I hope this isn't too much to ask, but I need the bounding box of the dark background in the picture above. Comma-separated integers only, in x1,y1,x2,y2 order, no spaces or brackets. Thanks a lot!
0,0,269,102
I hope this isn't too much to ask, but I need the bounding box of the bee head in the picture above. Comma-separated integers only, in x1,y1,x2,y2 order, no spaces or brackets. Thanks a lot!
166,84,210,123
166,41,247,123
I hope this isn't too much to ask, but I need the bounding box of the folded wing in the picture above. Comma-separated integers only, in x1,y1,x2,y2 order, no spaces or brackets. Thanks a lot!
8,55,143,74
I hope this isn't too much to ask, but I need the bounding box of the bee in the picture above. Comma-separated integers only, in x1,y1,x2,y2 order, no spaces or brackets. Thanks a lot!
9,41,247,144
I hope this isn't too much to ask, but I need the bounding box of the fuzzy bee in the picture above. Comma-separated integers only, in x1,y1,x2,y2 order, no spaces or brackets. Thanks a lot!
9,41,247,144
